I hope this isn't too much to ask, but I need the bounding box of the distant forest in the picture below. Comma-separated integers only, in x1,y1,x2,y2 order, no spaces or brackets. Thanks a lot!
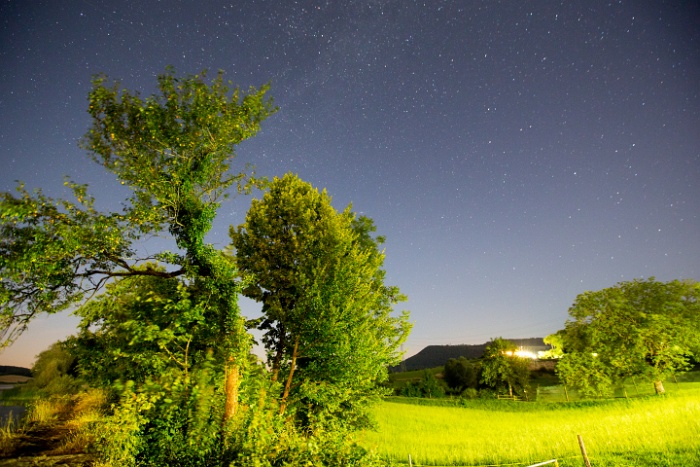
392,338,550,372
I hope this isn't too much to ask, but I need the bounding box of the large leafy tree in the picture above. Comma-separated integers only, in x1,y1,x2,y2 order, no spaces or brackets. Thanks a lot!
0,68,275,462
230,173,411,430
551,278,700,396
1,69,273,342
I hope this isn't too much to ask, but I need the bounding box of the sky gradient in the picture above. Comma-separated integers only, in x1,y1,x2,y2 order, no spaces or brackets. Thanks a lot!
1,1,699,368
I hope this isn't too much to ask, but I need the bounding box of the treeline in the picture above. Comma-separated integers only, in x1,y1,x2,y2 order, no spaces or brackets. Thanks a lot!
390,338,546,400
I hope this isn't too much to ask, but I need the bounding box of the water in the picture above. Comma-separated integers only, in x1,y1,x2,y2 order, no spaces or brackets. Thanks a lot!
0,385,27,425
0,405,25,425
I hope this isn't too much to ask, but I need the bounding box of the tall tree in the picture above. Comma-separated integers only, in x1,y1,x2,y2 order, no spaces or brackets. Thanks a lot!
230,173,411,429
0,68,275,462
1,69,273,343
551,278,700,395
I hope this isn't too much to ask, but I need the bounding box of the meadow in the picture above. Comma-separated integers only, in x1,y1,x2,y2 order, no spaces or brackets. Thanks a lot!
361,382,700,466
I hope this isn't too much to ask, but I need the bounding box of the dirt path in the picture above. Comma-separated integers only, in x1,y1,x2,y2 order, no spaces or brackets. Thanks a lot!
0,422,95,466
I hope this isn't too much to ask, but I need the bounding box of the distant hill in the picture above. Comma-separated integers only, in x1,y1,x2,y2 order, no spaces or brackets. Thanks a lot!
392,338,550,372
0,366,32,377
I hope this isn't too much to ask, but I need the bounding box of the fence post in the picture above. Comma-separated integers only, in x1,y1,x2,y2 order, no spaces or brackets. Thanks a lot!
408,454,412,467
577,435,592,467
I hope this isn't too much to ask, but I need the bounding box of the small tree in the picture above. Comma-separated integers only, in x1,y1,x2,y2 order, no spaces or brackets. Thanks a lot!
552,278,700,396
480,338,530,398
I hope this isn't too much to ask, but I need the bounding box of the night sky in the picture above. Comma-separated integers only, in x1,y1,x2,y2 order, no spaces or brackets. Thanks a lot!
1,1,699,368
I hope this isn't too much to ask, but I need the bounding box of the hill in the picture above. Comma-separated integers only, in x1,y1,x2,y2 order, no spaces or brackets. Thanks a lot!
392,338,550,372
0,366,31,377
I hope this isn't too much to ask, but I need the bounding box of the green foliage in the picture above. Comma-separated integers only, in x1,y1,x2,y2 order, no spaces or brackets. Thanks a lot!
228,390,387,467
399,370,446,398
0,68,276,465
1,69,410,465
554,351,614,398
551,278,700,396
480,337,530,397
70,271,210,387
0,181,130,344
28,341,83,396
230,173,411,430
442,357,481,393
82,68,275,234
0,68,275,345
95,371,228,467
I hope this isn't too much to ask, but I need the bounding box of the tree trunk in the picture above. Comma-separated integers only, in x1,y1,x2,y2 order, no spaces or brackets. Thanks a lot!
271,343,284,383
279,336,299,415
270,325,287,383
224,357,241,421
653,380,665,395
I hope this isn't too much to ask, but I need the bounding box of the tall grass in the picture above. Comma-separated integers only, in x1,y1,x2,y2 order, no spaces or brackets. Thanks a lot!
362,386,700,466
0,388,108,457
52,389,108,455
26,397,70,424
0,414,20,456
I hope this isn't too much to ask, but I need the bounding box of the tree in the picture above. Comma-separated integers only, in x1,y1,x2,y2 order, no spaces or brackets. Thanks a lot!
0,68,275,463
551,278,700,396
230,173,411,430
480,338,530,398
1,69,273,343
443,357,480,393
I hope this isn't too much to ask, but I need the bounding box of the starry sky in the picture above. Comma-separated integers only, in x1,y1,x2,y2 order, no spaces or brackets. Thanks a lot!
1,1,699,368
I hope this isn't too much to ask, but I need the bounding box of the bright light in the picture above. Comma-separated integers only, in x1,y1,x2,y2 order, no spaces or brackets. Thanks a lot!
503,350,539,359
514,350,538,360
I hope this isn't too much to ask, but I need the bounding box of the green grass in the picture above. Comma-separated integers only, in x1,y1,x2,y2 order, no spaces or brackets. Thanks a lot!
361,385,700,466
387,367,444,391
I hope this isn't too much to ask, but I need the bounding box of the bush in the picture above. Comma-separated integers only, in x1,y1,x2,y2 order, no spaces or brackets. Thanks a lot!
228,385,388,467
398,371,446,399
29,342,83,397
443,357,481,393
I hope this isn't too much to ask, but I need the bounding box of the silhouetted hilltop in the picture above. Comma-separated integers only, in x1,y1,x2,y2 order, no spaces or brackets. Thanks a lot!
392,338,550,372
0,366,31,377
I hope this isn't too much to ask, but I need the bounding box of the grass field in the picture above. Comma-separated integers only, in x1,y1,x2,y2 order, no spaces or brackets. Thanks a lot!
361,383,700,466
